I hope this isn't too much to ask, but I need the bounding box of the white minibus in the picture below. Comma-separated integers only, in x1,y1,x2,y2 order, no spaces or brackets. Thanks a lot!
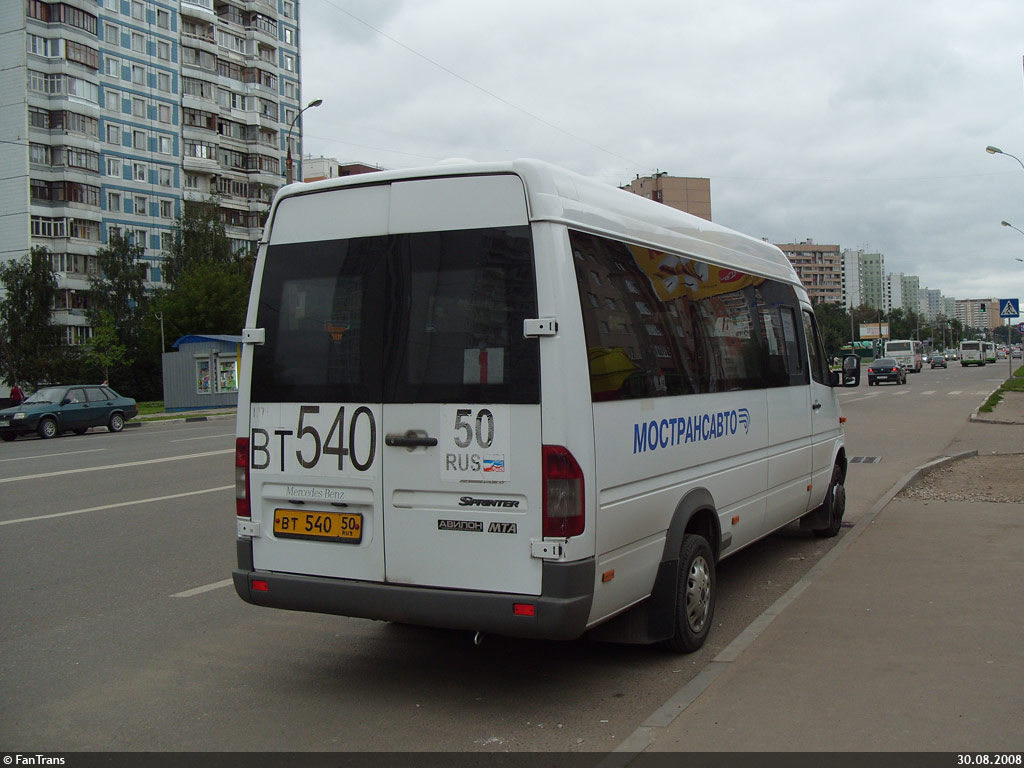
960,340,985,366
883,339,922,372
232,159,860,652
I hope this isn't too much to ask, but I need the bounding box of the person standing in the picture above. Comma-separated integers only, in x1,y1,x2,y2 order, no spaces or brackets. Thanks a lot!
10,383,25,405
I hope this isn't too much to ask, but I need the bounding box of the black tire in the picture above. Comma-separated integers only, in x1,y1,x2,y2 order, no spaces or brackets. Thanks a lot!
660,534,716,653
813,464,846,538
73,428,88,435
108,413,124,433
1,433,16,442
37,417,58,439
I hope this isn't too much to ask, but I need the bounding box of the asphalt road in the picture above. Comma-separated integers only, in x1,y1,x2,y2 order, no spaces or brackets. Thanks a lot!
0,362,1003,752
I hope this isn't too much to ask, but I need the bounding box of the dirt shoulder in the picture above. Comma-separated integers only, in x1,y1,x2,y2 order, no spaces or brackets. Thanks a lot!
899,454,1024,503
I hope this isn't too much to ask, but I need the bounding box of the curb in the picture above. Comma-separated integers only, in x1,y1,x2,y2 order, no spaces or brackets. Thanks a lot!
601,448,981,765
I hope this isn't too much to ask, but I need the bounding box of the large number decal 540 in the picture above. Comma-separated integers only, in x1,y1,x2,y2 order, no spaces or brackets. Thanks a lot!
251,405,377,472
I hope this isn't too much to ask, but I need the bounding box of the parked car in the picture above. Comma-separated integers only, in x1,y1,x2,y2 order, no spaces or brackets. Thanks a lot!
867,358,906,386
930,354,947,369
0,385,137,441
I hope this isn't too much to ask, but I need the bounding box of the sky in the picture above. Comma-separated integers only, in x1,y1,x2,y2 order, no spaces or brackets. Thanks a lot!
295,0,1024,311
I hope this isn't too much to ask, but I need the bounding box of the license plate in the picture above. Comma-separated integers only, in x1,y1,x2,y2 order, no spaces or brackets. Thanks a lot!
273,509,363,543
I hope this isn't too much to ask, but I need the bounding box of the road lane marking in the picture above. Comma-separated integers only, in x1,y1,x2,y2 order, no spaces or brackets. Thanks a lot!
949,390,962,394
837,393,880,404
0,485,233,526
171,578,234,598
920,390,936,395
0,448,232,485
0,447,107,464
171,433,236,442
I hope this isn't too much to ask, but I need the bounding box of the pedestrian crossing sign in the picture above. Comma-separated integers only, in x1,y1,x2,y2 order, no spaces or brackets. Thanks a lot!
999,299,1019,318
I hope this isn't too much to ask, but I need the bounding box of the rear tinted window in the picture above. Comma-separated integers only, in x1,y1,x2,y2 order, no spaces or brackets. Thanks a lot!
252,226,539,404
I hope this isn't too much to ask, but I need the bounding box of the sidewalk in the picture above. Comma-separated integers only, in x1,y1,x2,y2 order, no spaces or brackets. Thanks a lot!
610,393,1024,756
132,407,237,424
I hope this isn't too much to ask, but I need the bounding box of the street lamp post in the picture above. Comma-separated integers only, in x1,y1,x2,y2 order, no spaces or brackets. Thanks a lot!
986,145,1024,172
286,98,323,185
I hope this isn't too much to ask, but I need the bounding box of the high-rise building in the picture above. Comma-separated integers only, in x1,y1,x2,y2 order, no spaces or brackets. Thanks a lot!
5,0,303,344
775,240,843,304
956,299,1000,333
621,172,712,221
919,288,943,322
842,249,886,310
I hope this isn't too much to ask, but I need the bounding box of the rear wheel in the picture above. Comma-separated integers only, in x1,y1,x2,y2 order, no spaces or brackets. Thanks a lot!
813,464,846,538
107,413,124,433
660,533,715,653
37,417,58,439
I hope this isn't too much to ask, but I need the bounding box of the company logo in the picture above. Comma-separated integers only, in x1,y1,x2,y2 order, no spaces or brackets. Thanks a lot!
719,270,742,282
438,519,484,532
632,407,751,454
458,496,520,508
737,407,750,434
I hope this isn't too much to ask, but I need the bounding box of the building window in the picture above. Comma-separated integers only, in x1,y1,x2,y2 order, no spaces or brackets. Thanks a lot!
105,89,121,112
133,161,147,181
108,191,122,212
106,157,122,177
134,195,147,215
106,124,120,144
131,65,145,85
196,359,211,394
158,167,172,186
132,97,146,117
160,199,173,218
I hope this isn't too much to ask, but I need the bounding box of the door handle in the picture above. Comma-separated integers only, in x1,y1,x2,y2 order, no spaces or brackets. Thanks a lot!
385,433,438,447
812,401,822,410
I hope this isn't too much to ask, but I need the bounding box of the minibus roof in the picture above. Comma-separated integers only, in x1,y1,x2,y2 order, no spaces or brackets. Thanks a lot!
270,159,801,286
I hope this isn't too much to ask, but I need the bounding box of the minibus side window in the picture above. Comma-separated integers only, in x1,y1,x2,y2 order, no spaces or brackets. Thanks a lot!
802,310,830,385
570,229,799,401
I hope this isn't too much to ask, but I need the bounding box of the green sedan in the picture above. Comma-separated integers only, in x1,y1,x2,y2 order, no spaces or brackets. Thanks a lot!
0,385,138,441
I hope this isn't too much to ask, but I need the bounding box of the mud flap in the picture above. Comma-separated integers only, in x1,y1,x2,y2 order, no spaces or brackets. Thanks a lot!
584,556,679,644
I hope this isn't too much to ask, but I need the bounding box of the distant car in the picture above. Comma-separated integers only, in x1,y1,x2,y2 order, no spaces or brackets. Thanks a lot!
930,355,947,369
0,385,137,441
867,358,906,386
946,351,958,361
1014,349,1022,359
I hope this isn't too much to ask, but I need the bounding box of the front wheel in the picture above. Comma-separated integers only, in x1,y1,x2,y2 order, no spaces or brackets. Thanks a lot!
37,417,58,439
660,534,716,653
813,465,846,538
108,413,124,433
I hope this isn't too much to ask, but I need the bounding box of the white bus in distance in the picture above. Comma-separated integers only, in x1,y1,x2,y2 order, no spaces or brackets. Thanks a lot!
232,159,861,653
960,340,985,366
883,339,922,372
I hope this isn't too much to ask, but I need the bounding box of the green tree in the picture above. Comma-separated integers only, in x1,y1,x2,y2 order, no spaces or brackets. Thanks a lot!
87,310,128,384
162,198,234,288
154,197,254,344
0,247,62,388
811,300,850,359
88,231,149,387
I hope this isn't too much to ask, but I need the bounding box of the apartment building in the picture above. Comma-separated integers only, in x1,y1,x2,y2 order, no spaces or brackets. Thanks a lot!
621,172,712,221
302,157,384,182
775,239,843,304
841,249,886,310
4,0,302,344
956,298,1000,333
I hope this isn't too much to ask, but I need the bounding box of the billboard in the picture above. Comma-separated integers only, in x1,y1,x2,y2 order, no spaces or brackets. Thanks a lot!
859,323,890,339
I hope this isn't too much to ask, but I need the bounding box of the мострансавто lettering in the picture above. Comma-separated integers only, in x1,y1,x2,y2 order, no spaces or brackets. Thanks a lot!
633,408,750,454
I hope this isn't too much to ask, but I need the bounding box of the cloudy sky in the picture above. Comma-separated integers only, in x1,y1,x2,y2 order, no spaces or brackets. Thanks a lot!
296,0,1024,311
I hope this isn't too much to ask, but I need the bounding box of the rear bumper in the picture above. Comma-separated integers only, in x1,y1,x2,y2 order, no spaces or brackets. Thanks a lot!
233,540,595,641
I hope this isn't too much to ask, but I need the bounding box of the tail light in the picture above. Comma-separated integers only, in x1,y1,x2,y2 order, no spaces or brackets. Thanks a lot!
542,445,585,538
235,437,250,518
